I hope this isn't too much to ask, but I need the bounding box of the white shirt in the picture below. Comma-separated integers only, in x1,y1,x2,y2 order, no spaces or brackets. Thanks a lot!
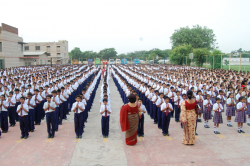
0,100,9,111
236,102,247,111
71,102,85,113
7,96,16,107
213,103,223,112
17,104,29,116
203,99,212,107
161,102,173,113
43,101,56,113
226,98,236,106
139,104,147,114
174,95,182,106
100,104,112,116
24,98,36,109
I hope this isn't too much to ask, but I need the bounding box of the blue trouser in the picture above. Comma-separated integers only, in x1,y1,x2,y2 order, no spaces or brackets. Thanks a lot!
174,105,181,121
138,114,144,135
41,100,45,119
54,107,59,130
59,104,63,124
46,112,55,136
150,102,153,118
1,111,8,131
169,99,174,117
20,116,29,137
29,109,35,130
15,102,21,121
0,112,1,136
8,106,16,125
101,116,110,136
153,104,157,123
63,101,67,119
162,112,171,134
75,112,84,136
157,107,162,128
35,104,42,124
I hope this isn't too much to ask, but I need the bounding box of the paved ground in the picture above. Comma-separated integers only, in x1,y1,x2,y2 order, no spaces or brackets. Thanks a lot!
1,77,250,166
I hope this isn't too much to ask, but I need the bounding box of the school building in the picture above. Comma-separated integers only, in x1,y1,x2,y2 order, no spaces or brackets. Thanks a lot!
0,23,26,68
23,40,69,65
0,23,69,69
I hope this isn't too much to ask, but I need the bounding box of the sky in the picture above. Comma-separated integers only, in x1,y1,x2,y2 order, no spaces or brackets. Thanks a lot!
1,0,250,54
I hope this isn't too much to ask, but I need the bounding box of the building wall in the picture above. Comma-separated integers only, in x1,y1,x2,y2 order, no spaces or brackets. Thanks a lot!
24,40,69,64
0,23,25,68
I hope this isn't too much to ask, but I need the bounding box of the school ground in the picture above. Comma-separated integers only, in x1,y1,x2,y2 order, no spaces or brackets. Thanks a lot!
1,79,250,166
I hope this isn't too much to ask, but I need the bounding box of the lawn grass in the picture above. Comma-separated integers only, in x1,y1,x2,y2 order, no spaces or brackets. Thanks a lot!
202,65,250,71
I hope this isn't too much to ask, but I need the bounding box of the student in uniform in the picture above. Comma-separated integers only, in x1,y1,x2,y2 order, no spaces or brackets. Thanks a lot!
51,90,60,131
17,97,29,139
152,90,159,124
247,93,250,126
156,93,164,129
203,94,212,128
25,93,36,132
217,90,226,112
168,87,176,118
196,90,204,122
235,96,247,133
1,95,9,133
43,95,56,138
7,91,16,127
226,93,236,127
137,98,147,137
14,88,22,123
161,96,173,136
213,98,223,134
174,91,182,122
100,99,111,138
72,95,85,139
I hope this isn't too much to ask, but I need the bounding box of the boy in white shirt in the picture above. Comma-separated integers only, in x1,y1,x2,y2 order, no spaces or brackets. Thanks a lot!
7,91,16,127
156,93,164,129
72,95,85,139
161,96,173,136
100,99,111,138
174,91,182,122
43,95,56,138
137,98,147,137
52,90,60,131
17,97,29,139
1,95,9,133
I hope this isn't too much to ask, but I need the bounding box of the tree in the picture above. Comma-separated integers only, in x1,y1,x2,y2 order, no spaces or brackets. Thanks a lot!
68,47,82,59
170,44,193,65
193,48,210,67
99,48,117,59
148,53,157,60
224,60,229,66
170,25,217,50
209,49,224,69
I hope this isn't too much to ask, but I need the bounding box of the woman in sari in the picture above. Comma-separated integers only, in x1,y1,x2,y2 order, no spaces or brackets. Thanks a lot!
180,90,197,145
120,94,142,145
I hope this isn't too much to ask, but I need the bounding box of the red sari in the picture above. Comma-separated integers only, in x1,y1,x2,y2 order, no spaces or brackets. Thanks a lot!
102,68,105,78
120,104,139,145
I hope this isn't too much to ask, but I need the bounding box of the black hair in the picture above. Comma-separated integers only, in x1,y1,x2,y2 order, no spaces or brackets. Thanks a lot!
128,94,136,103
215,97,221,101
187,90,193,100
138,98,143,102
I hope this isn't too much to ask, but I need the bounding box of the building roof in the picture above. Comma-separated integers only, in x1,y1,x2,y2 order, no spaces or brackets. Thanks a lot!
19,57,40,59
23,51,50,56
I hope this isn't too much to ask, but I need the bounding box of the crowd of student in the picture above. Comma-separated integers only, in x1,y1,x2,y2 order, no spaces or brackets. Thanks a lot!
112,64,250,138
99,66,112,138
0,65,101,139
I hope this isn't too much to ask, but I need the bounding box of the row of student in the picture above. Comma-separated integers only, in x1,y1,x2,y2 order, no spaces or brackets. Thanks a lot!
0,66,96,130
112,65,250,136
100,67,112,138
0,66,101,138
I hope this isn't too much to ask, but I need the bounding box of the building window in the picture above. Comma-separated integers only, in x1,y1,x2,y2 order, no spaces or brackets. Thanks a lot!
65,47,66,51
40,60,42,65
0,42,2,52
64,53,66,57
47,46,50,52
19,44,23,52
57,46,60,52
24,46,29,50
36,46,40,51
57,53,60,56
